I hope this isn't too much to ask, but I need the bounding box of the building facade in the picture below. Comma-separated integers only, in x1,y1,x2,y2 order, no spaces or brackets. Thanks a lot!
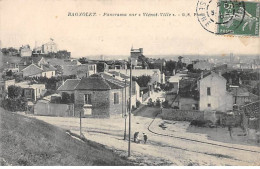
199,72,233,112
74,77,127,117
20,45,32,57
42,39,58,54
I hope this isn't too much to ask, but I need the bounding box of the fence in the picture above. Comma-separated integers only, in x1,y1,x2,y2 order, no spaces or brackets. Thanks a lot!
34,100,74,117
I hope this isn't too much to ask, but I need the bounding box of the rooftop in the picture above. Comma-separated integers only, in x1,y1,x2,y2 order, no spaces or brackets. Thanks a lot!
75,77,123,91
57,79,81,91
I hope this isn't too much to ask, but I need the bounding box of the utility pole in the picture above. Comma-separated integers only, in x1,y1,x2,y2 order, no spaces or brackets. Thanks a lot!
124,78,127,140
128,58,132,157
80,110,82,137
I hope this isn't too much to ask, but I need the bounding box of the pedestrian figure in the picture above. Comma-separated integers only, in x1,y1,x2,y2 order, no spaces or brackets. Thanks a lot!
228,125,232,138
134,132,139,143
143,133,148,144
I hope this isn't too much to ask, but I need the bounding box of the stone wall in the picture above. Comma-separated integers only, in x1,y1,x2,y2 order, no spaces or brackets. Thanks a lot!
160,109,204,122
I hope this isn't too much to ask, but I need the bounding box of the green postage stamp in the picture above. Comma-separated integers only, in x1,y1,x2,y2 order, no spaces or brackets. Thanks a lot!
197,0,260,36
218,1,260,36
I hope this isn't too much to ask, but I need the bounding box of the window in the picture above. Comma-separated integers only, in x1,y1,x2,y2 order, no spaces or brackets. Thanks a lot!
114,93,119,104
207,87,211,96
84,94,91,104
208,104,211,107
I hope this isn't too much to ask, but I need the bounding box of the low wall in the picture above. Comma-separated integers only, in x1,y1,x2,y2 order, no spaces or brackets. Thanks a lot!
160,109,204,122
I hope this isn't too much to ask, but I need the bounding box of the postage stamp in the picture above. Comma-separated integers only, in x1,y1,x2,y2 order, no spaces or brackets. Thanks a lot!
218,1,260,36
196,0,260,36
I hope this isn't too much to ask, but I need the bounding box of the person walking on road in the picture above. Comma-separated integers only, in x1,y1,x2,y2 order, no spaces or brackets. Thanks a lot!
143,133,148,144
228,125,233,138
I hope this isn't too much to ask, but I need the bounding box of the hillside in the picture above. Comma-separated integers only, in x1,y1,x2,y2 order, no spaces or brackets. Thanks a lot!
0,108,132,166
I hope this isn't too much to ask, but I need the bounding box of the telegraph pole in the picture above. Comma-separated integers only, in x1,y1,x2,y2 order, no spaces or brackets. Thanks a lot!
124,78,127,140
80,110,82,136
128,58,132,157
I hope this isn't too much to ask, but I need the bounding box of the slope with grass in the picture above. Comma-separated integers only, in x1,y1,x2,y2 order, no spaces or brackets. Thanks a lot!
0,108,132,166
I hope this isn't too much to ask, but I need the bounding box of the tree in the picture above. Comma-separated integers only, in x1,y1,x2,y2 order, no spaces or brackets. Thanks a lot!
133,75,151,87
8,85,22,99
61,92,74,104
1,48,9,55
165,60,176,75
186,64,193,72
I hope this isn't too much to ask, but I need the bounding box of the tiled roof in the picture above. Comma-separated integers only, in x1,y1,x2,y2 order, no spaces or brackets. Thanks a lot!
21,64,43,75
42,64,56,71
76,77,112,90
57,79,81,91
76,77,125,91
105,80,123,89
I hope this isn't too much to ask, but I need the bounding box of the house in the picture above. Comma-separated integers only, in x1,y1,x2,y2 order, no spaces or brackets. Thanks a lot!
21,63,56,78
168,73,186,94
18,56,47,71
198,72,233,112
57,79,81,101
193,60,214,70
74,76,128,117
130,48,143,67
62,64,97,78
42,39,58,54
20,45,32,57
33,39,58,54
101,72,142,105
15,81,46,101
229,86,259,106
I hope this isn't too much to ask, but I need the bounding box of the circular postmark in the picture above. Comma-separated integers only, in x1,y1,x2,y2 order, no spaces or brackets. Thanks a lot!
196,0,246,34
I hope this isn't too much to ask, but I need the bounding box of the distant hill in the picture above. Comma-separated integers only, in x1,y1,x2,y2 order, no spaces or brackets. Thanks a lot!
0,108,132,166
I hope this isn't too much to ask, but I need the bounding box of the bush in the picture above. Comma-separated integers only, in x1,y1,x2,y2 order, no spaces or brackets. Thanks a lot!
8,85,22,99
1,97,28,112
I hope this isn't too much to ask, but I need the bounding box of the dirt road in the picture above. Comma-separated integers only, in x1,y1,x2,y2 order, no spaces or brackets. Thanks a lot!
30,110,260,166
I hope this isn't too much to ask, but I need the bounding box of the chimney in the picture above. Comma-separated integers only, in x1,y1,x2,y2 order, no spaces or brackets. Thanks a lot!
200,72,203,79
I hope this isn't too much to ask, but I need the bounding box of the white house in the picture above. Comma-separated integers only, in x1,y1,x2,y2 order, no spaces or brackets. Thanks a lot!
20,45,32,57
198,72,233,112
168,73,186,94
21,63,56,78
15,81,46,101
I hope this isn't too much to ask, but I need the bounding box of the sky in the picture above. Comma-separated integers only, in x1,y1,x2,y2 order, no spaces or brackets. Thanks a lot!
0,0,259,58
